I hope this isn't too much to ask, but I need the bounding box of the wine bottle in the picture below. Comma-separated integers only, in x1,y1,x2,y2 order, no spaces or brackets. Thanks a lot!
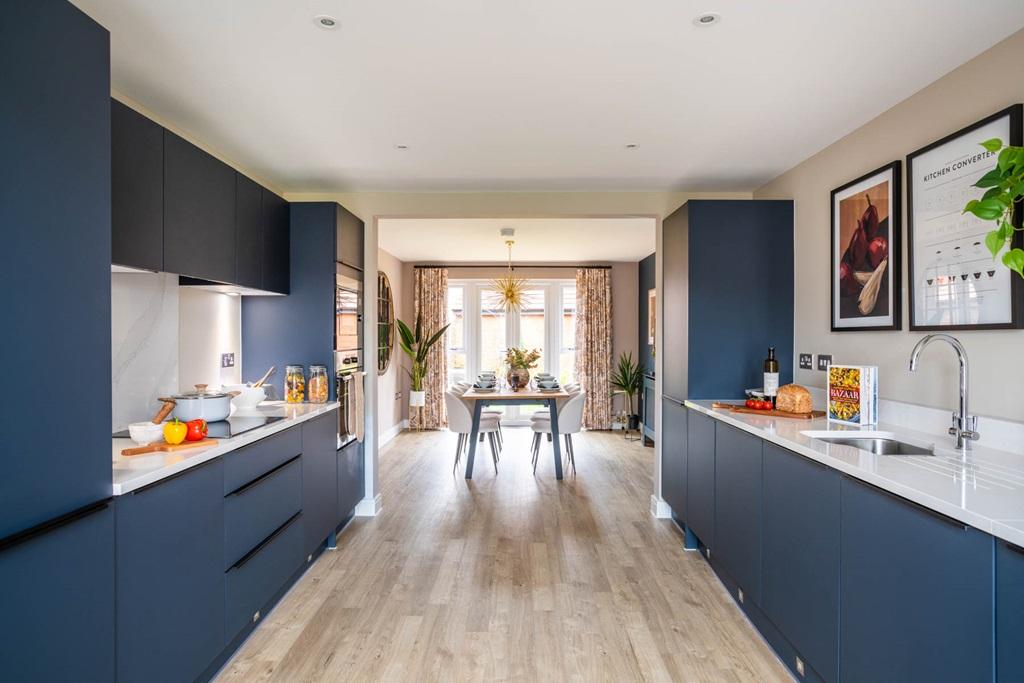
763,347,780,407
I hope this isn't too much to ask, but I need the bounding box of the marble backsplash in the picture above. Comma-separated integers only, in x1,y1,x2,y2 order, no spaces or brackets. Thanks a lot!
111,272,179,431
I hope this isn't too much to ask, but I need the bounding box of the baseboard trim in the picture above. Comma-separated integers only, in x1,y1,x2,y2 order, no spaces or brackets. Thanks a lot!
379,420,408,447
650,495,673,519
354,493,382,517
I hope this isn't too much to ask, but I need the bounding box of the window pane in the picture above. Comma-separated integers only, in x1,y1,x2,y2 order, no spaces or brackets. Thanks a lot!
447,287,466,384
560,284,577,384
480,289,507,374
519,288,546,373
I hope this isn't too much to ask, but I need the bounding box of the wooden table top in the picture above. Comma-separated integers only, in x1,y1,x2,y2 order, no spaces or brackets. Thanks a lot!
462,387,571,400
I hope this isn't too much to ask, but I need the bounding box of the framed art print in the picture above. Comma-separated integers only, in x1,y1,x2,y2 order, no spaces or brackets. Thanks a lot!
647,289,656,345
907,104,1023,330
831,161,902,331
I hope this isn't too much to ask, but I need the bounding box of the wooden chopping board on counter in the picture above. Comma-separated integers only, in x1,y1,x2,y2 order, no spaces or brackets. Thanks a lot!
120,439,217,457
712,402,824,420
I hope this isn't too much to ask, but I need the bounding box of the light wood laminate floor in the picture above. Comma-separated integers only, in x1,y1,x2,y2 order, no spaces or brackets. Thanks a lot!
217,428,792,682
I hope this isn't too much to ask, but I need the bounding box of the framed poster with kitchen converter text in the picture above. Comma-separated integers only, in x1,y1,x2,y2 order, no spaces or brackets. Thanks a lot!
907,104,1023,330
831,161,902,331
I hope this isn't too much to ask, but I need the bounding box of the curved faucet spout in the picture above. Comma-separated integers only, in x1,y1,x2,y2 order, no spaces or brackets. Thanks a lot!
907,333,977,450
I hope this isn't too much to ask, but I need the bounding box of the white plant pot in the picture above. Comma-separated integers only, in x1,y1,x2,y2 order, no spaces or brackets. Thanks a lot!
409,390,426,407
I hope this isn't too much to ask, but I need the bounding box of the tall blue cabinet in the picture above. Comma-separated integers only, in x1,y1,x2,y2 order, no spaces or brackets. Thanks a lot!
0,1,114,678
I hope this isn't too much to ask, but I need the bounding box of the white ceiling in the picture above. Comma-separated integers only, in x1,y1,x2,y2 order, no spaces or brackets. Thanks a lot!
379,218,655,262
74,0,1024,193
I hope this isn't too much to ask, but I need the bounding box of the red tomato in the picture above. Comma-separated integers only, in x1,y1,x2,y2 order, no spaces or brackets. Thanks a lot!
758,400,772,410
185,419,208,441
745,398,756,409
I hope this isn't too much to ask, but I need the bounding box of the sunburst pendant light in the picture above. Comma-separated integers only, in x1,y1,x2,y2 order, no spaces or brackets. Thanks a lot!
490,232,527,312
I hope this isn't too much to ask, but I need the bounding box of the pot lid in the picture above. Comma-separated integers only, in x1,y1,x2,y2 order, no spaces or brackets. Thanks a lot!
173,384,230,400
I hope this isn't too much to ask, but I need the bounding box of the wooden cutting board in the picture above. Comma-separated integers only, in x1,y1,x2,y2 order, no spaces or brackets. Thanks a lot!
712,402,824,420
120,439,217,457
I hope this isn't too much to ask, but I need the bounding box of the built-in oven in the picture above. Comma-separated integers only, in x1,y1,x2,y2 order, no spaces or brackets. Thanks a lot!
336,349,363,449
336,263,363,353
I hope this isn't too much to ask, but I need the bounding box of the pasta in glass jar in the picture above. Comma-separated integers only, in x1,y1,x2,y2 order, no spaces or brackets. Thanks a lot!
308,365,329,404
285,365,306,403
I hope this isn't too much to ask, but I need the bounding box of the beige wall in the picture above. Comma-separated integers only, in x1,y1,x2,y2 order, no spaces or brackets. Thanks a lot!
755,29,1024,421
377,248,407,436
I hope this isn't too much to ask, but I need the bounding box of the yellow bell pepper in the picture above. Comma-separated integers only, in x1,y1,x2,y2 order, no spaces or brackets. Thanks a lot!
163,418,187,445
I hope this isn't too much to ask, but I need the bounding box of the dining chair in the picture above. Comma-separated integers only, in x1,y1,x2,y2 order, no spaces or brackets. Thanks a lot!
530,383,580,422
453,381,504,450
531,390,586,475
445,390,501,474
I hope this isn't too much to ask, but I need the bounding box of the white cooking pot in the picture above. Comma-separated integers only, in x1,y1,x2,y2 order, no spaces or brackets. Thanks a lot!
169,384,239,422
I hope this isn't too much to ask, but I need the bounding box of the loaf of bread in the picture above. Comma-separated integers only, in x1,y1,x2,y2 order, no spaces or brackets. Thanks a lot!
775,384,812,414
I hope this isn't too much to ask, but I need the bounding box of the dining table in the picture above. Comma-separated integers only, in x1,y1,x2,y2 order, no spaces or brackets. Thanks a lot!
461,386,572,480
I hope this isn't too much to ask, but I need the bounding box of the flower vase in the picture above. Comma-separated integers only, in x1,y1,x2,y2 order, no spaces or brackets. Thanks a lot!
507,368,530,391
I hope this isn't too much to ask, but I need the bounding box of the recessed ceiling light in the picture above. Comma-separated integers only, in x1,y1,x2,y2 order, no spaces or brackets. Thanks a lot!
314,15,338,29
625,143,639,149
693,12,721,27
394,144,409,150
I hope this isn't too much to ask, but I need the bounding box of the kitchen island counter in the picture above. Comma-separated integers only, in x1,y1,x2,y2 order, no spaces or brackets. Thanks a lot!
112,402,338,495
685,399,1024,547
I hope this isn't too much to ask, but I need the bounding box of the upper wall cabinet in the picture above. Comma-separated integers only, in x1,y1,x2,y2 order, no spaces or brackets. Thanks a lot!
112,100,163,271
235,173,263,289
336,203,364,270
262,189,290,294
163,130,236,284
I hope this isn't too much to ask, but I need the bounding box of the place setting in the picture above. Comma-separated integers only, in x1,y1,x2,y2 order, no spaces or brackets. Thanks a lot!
472,372,498,393
535,373,562,393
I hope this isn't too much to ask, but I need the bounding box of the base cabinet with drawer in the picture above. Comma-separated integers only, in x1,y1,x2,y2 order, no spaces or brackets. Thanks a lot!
339,438,366,521
685,409,716,548
660,397,687,520
303,412,339,555
116,460,225,683
997,540,1024,682
713,422,763,606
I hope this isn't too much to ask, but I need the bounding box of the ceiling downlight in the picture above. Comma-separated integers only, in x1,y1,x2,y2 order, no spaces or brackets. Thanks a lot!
693,12,721,27
314,15,338,29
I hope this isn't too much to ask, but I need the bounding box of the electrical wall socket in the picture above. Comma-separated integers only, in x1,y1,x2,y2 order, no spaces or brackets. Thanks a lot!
221,352,235,368
798,353,813,370
816,354,833,371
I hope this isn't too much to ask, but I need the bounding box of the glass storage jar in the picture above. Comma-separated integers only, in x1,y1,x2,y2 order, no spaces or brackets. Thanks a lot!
308,365,329,404
285,365,306,403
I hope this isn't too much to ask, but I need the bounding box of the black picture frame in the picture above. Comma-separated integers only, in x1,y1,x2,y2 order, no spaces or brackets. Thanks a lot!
830,161,902,331
907,104,1024,331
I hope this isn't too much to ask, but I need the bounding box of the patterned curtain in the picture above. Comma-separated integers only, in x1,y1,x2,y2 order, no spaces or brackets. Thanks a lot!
411,267,449,429
574,268,613,429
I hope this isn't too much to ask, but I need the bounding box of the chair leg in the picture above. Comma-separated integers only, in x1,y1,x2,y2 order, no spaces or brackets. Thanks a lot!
532,433,541,473
488,433,499,474
567,434,576,475
453,433,464,474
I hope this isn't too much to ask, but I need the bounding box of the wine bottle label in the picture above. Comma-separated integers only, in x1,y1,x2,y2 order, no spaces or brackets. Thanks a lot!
764,373,779,396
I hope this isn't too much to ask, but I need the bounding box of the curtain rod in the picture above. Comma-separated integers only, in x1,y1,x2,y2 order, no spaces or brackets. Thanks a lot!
413,264,611,270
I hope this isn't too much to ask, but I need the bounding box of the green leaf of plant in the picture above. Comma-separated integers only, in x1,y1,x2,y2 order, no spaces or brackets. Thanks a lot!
998,148,1015,172
986,230,1006,259
980,138,1003,153
982,187,1003,201
968,205,1005,221
974,168,1005,188
998,220,1014,241
1002,248,1024,278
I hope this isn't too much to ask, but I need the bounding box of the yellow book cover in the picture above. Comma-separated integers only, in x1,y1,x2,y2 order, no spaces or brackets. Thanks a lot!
827,365,877,425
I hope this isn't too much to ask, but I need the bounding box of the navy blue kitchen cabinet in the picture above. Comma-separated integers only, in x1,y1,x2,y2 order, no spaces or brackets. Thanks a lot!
303,412,340,555
112,98,164,271
1,0,112,538
642,375,656,442
0,501,115,682
339,438,366,521
261,188,291,294
336,202,365,270
661,205,688,401
224,457,302,569
840,475,993,683
686,410,716,548
164,129,237,283
713,422,763,605
660,397,687,520
997,540,1024,682
762,443,840,683
116,461,226,683
235,172,264,289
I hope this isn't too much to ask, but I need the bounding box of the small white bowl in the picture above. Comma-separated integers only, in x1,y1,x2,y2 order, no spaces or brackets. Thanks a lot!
224,384,266,409
128,422,165,445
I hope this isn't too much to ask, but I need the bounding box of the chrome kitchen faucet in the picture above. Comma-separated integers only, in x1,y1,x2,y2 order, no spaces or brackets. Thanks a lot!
908,334,979,450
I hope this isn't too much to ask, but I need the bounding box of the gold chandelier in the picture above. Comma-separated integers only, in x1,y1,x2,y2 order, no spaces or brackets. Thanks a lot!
490,237,527,311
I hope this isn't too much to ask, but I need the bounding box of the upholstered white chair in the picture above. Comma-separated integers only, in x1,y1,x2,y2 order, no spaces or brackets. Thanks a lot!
454,381,504,450
445,390,501,474
531,390,586,475
530,382,581,421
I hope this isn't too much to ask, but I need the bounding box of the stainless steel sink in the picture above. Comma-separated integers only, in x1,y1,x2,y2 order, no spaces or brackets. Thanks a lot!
801,431,935,456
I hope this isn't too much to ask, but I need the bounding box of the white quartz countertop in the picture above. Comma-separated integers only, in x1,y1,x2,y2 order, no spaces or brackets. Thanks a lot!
112,402,339,495
685,399,1024,547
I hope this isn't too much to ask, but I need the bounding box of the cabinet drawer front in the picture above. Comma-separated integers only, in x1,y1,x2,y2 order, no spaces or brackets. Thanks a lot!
224,427,303,493
225,457,302,568
225,512,303,638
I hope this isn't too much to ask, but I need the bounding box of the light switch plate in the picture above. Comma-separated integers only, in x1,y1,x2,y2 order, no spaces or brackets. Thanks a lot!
221,352,235,368
816,354,832,371
799,353,813,370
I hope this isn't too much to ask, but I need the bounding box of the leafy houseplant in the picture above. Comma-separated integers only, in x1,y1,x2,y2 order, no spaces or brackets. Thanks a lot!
504,347,541,390
397,314,450,406
962,138,1024,278
610,352,644,429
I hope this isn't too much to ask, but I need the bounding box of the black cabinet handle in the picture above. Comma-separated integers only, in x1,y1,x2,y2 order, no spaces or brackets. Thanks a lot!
0,498,111,553
1006,541,1024,556
226,455,300,497
230,511,301,570
663,396,685,407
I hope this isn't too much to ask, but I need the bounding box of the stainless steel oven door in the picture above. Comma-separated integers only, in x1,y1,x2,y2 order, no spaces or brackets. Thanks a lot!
336,263,363,352
335,368,363,449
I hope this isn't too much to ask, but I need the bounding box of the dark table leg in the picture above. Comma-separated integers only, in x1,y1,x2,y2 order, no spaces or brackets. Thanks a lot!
464,400,483,479
549,398,563,480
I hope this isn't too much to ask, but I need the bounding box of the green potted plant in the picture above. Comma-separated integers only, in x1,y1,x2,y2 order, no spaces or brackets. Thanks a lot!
397,314,450,408
504,347,541,390
962,137,1024,277
610,352,644,430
